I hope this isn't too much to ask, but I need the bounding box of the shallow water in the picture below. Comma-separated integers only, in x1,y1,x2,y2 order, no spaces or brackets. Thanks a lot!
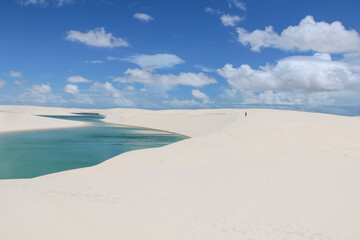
0,115,185,179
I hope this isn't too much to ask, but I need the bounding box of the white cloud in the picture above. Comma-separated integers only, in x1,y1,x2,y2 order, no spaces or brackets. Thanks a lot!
194,65,216,73
18,84,63,103
106,56,121,61
248,90,335,106
90,82,134,106
228,0,246,11
90,82,120,97
0,79,6,88
133,13,154,22
221,14,243,27
113,68,217,88
64,84,79,95
64,84,93,104
17,0,75,7
192,89,209,100
126,85,135,91
56,0,74,7
14,80,27,86
123,54,185,69
14,80,22,86
237,15,360,53
67,75,91,83
66,27,129,48
17,0,47,6
86,60,104,64
205,7,221,15
7,71,22,77
218,53,360,92
32,84,52,94
71,94,93,104
221,87,340,106
162,98,200,108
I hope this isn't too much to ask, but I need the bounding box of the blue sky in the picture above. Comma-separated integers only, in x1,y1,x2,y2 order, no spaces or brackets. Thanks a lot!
1,0,360,115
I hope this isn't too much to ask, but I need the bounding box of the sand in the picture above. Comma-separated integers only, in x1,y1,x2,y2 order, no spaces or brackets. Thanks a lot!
0,107,90,134
0,106,359,239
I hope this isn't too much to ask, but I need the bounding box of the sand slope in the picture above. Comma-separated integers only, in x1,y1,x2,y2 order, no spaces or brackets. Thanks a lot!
0,107,359,239
0,111,89,133
0,105,100,116
103,108,239,137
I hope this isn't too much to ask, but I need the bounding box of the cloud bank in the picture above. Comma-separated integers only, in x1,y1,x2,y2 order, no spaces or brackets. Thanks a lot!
19,84,63,103
218,53,360,92
113,68,217,88
90,82,133,107
237,16,360,53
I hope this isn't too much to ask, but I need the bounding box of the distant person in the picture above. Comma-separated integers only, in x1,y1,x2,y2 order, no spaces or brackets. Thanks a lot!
245,112,247,117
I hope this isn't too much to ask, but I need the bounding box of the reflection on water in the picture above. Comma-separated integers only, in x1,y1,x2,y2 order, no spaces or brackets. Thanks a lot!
0,114,186,179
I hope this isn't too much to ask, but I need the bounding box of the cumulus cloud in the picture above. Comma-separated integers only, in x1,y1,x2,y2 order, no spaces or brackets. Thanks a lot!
220,87,342,107
237,15,360,53
67,75,91,83
6,71,22,77
218,53,360,92
18,84,63,103
64,84,80,94
133,13,154,22
32,84,52,94
113,68,217,88
123,54,185,69
66,27,129,48
220,14,243,27
228,0,246,11
90,82,133,106
64,84,93,104
90,82,120,97
0,79,6,87
192,89,209,100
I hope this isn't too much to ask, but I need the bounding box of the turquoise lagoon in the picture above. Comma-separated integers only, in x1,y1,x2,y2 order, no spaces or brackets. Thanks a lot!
0,114,185,179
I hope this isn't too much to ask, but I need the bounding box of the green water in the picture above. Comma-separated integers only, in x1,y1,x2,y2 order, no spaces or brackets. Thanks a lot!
0,115,186,179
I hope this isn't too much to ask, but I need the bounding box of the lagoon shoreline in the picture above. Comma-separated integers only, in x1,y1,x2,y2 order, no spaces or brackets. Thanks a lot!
0,105,360,239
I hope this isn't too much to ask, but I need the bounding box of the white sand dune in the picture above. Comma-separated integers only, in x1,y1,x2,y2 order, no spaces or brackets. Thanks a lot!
0,111,89,134
0,106,360,239
0,105,101,116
